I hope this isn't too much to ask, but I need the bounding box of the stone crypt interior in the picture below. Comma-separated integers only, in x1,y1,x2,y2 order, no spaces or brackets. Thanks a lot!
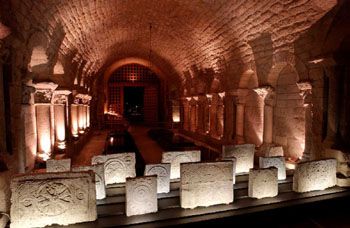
1,0,350,227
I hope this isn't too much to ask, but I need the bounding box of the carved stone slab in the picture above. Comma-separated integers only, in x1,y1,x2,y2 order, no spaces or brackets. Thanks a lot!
248,167,278,199
293,159,337,193
10,172,97,228
125,176,157,217
46,158,71,172
92,153,136,185
144,163,171,193
222,156,237,184
222,144,255,174
161,150,201,179
72,164,106,200
259,156,286,180
180,161,234,209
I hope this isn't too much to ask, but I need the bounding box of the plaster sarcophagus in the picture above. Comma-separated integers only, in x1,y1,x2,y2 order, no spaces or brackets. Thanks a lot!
10,172,97,228
72,164,106,199
180,161,234,209
144,163,171,193
161,150,201,179
126,176,157,216
92,153,136,184
293,159,337,193
222,144,255,174
46,158,71,172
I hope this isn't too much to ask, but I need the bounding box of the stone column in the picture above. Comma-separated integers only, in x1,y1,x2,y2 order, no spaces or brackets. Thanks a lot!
70,102,79,138
254,86,275,145
297,81,313,161
76,94,87,134
205,94,212,134
217,92,225,139
209,94,218,138
182,97,191,131
52,90,71,150
33,82,58,163
83,95,92,129
231,89,248,144
223,93,235,143
21,84,36,171
171,100,181,123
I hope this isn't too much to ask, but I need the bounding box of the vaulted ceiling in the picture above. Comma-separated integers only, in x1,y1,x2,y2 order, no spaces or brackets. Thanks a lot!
0,0,337,90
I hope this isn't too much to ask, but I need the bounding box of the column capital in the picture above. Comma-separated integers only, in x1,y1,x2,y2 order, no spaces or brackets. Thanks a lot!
32,82,58,104
297,80,313,106
53,90,72,104
21,84,36,105
253,85,274,99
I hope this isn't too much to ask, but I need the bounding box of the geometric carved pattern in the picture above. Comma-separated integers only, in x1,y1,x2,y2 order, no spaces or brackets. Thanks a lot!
222,144,255,174
180,161,234,209
125,176,157,217
248,167,278,199
46,159,71,173
293,159,337,193
92,153,136,184
144,163,171,193
72,164,106,200
161,150,201,179
10,172,97,228
259,156,286,180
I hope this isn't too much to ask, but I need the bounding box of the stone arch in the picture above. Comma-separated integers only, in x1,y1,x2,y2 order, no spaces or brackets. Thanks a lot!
273,64,305,159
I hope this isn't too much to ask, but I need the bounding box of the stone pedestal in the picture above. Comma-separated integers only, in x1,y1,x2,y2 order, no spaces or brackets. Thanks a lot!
126,176,157,217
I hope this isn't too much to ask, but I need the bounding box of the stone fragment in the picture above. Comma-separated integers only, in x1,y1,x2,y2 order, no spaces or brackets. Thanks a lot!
180,161,234,209
259,156,286,180
125,176,157,217
161,150,201,179
222,144,255,173
72,164,106,200
222,156,237,183
293,159,337,193
92,153,136,184
0,171,11,228
248,167,278,199
10,172,97,228
46,158,71,172
144,163,171,193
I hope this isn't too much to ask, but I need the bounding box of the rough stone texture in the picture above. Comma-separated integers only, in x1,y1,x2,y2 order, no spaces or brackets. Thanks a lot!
0,171,11,228
72,164,106,200
10,171,97,228
222,144,255,174
180,161,233,209
267,146,284,157
259,156,286,180
92,153,136,184
222,156,237,184
324,149,350,177
144,163,171,194
46,158,71,172
161,150,201,179
125,176,157,217
293,159,337,193
248,167,278,199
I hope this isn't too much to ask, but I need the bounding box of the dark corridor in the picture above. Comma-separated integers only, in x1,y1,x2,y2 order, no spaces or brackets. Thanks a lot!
124,87,144,122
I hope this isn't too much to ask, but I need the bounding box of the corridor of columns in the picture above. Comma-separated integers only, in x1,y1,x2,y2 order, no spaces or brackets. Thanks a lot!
1,0,350,227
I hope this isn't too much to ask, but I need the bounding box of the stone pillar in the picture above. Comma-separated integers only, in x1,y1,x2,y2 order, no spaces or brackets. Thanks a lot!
70,103,79,138
21,84,36,171
223,93,235,143
217,92,225,139
232,89,248,144
297,81,313,161
33,82,58,163
209,94,218,138
190,97,198,132
205,94,212,134
254,86,275,145
52,90,71,150
86,95,92,129
171,100,181,123
182,97,191,131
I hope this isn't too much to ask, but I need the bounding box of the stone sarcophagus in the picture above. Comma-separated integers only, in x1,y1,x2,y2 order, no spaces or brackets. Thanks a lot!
72,164,106,200
248,167,278,199
259,156,286,180
161,150,201,179
46,158,71,172
180,161,234,209
10,172,97,228
222,144,255,174
222,156,237,184
126,176,157,217
293,159,337,193
144,163,171,194
92,153,136,185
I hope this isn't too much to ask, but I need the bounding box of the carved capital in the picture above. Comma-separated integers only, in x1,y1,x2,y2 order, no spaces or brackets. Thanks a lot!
253,85,274,99
22,85,36,105
32,82,58,104
53,90,71,104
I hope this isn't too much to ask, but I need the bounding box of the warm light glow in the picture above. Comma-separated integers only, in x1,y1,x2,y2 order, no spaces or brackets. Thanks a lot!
78,105,86,133
71,105,79,137
309,58,324,64
172,106,180,122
